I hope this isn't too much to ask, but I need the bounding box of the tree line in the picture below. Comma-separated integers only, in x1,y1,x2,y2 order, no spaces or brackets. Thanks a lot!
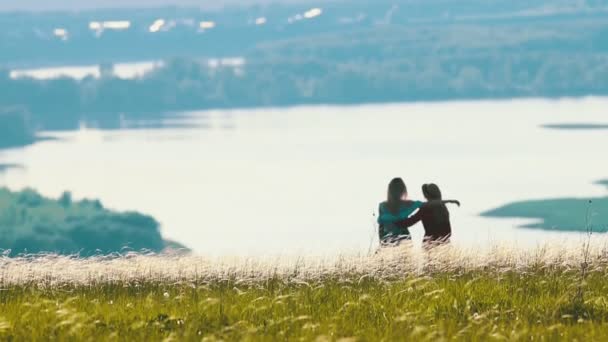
0,188,183,256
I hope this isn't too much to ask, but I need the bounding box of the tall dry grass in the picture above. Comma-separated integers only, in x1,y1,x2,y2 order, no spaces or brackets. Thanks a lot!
2,239,608,287
2,240,608,340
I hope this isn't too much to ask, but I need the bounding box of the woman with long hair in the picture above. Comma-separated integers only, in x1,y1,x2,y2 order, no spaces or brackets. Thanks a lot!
377,178,457,247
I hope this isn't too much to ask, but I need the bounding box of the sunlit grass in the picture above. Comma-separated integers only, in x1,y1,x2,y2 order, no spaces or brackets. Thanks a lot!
2,242,608,340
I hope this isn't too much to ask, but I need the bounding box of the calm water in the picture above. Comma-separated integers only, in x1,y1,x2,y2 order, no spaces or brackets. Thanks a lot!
9,61,163,80
1,98,607,255
9,58,245,80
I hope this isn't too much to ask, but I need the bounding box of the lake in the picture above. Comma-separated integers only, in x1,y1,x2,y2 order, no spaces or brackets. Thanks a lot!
8,58,245,80
1,98,607,255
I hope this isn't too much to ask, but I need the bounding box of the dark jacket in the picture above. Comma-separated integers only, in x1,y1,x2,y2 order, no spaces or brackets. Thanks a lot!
397,202,452,243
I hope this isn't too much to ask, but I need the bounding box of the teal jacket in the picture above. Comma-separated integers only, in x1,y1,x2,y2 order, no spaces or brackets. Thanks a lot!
378,201,423,240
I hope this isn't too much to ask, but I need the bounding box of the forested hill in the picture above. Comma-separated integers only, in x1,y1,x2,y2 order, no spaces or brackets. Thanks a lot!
0,108,35,148
0,188,187,256
1,0,607,67
1,1,607,131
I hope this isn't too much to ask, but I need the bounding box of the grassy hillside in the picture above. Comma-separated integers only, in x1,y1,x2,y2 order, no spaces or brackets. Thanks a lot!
1,245,608,340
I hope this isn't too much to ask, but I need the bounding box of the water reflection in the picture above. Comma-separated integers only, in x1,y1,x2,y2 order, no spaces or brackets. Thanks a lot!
9,61,162,80
8,58,249,80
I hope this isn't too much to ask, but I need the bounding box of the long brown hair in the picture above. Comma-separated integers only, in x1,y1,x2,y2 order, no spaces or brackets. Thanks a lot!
387,178,406,214
422,183,442,200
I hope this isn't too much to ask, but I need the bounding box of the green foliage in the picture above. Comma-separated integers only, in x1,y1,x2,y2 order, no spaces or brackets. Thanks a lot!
1,11,608,132
0,107,34,148
1,269,608,340
0,188,168,256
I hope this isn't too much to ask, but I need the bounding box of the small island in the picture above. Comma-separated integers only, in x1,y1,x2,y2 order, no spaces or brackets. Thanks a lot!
0,187,187,256
542,123,608,130
482,180,608,232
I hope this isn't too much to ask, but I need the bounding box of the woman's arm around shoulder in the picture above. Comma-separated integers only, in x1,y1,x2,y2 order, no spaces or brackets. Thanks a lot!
396,210,423,229
422,200,461,207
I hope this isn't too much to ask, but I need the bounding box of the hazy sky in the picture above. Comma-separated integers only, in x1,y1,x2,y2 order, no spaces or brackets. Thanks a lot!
0,0,309,12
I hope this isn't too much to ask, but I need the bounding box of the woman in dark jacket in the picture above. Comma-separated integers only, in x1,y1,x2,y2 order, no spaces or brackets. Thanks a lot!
378,179,458,247
397,183,458,247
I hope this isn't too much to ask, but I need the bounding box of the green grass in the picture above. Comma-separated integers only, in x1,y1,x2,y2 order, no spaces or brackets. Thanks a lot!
2,246,608,341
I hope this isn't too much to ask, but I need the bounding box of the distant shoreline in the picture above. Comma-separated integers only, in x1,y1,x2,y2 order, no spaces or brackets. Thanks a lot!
541,123,608,130
1,95,607,152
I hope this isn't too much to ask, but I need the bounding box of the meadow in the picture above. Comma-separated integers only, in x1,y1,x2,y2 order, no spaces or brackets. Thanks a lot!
2,241,608,341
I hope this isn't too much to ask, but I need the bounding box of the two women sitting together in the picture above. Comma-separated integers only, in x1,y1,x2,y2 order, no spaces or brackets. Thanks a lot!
377,178,459,248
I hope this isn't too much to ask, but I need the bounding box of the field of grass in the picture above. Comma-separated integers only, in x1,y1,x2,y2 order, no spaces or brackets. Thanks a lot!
2,242,608,341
